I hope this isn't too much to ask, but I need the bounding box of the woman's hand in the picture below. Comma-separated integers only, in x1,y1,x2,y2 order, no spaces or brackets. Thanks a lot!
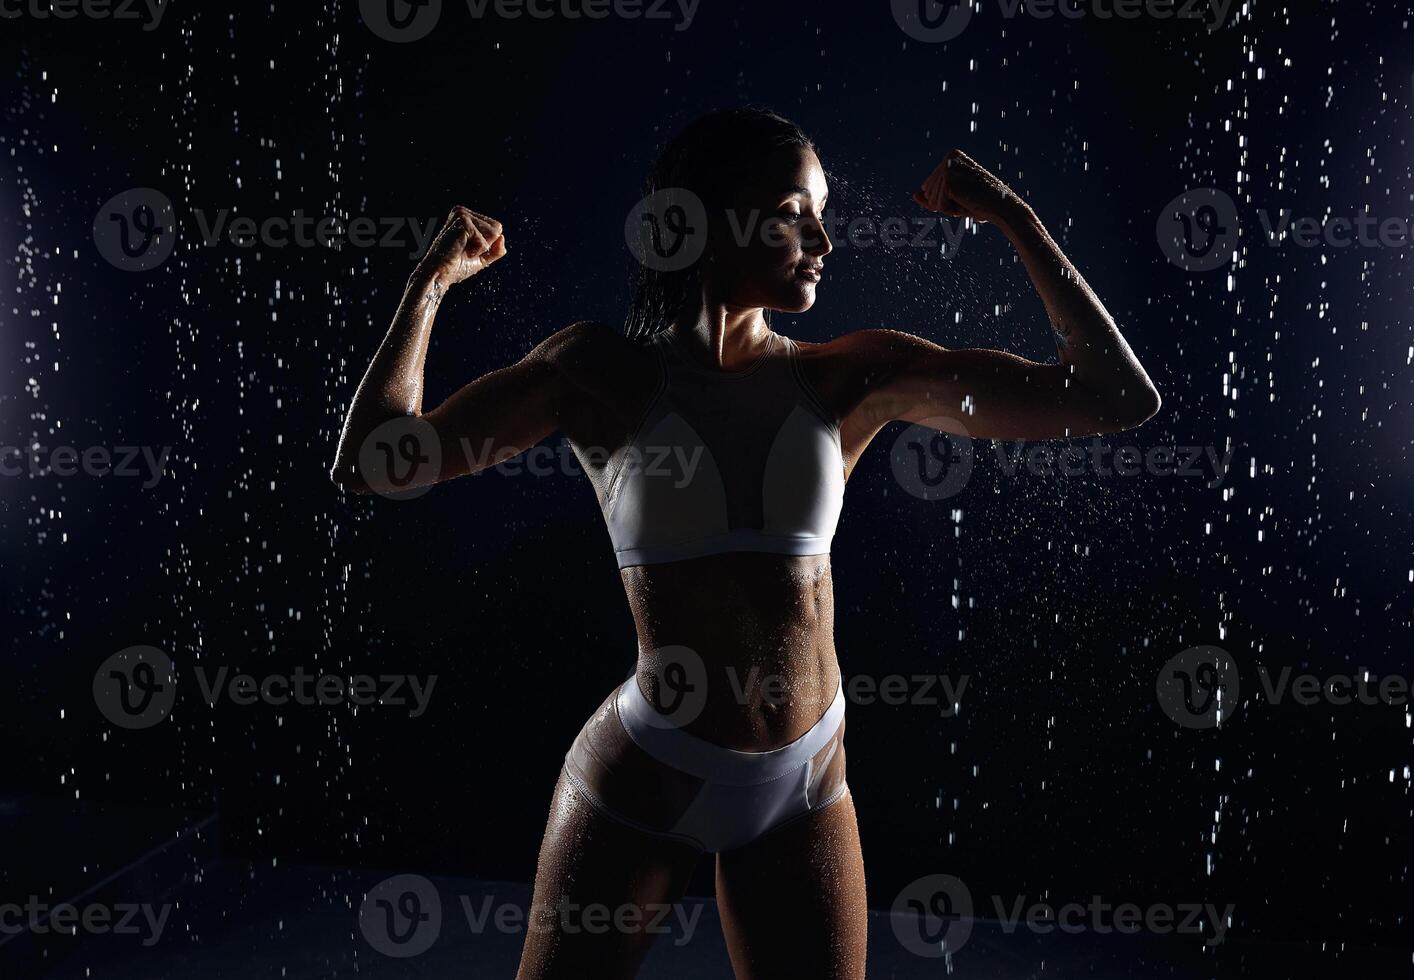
911,149,1023,224
414,206,507,288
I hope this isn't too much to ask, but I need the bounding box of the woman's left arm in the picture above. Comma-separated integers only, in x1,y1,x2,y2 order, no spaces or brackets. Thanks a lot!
840,150,1161,443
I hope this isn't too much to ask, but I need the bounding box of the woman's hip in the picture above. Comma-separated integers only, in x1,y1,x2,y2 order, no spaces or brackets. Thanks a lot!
562,676,848,854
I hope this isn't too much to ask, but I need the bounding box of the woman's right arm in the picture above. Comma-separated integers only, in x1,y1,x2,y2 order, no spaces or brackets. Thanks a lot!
329,206,566,495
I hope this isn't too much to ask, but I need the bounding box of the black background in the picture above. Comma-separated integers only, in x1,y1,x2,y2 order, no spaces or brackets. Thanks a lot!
3,0,1412,964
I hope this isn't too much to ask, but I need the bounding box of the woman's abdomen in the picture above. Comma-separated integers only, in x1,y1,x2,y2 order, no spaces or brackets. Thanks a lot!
619,552,839,751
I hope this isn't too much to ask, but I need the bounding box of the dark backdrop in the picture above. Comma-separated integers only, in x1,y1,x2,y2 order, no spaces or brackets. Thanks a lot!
3,0,1412,962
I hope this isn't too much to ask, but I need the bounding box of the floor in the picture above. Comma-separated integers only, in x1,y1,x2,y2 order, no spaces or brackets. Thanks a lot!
12,862,1407,979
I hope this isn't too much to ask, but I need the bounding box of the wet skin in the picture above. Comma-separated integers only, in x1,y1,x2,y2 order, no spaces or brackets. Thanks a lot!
623,551,839,751
581,145,848,751
546,319,847,752
331,143,1161,979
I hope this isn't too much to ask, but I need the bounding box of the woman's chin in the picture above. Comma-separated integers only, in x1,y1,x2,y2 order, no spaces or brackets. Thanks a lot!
773,282,818,313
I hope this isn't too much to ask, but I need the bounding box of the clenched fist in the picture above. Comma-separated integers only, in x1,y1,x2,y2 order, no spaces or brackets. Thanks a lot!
416,206,507,288
912,150,1022,224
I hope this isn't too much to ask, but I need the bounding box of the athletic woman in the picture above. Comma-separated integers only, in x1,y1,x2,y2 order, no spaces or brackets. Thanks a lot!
330,108,1160,979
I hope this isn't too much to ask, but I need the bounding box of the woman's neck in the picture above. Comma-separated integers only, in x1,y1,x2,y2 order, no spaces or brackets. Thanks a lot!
670,302,773,371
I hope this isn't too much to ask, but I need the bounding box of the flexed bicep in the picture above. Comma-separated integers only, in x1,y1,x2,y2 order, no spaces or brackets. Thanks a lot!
417,346,565,483
334,335,568,497
882,148,1162,440
872,344,1101,441
826,330,1138,463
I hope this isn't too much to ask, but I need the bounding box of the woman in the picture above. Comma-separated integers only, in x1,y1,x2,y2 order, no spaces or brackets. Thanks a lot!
331,108,1159,979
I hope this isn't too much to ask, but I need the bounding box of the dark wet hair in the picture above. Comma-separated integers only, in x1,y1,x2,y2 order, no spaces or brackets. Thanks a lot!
624,107,816,340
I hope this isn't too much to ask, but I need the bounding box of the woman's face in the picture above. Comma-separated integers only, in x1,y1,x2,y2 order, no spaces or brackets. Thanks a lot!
702,145,832,314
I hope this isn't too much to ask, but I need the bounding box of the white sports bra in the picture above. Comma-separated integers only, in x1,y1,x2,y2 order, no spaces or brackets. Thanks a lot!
601,330,846,569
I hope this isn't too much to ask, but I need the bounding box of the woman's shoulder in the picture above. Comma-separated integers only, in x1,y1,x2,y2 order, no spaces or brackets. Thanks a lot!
532,321,661,404
784,329,949,419
786,328,946,363
538,320,650,364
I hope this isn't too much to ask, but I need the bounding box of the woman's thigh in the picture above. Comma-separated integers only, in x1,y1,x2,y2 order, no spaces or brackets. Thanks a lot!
516,770,703,980
713,789,868,980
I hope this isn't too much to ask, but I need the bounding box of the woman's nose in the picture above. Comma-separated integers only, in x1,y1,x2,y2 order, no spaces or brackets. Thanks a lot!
803,216,833,257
